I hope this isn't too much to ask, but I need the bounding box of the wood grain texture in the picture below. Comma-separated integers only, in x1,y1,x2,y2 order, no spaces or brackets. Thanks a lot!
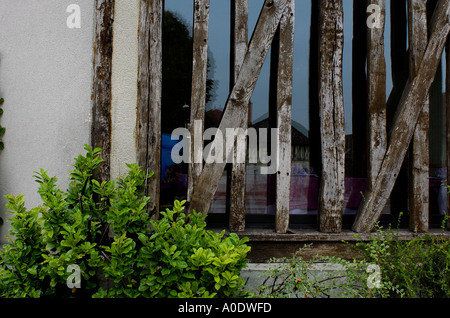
408,0,429,232
367,0,386,189
274,0,295,234
187,0,210,202
136,0,162,216
137,0,150,168
92,0,114,183
229,0,248,232
318,0,345,233
352,0,450,233
188,0,289,216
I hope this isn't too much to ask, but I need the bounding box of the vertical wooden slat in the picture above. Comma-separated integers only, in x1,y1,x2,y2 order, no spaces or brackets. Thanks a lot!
187,0,210,202
408,0,429,232
318,0,345,233
148,0,163,216
92,0,115,183
137,0,150,169
352,0,450,233
136,0,163,216
188,0,290,216
229,0,248,232
274,0,295,233
367,0,386,189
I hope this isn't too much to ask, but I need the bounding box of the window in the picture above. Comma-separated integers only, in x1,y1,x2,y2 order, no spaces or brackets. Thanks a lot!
156,0,450,233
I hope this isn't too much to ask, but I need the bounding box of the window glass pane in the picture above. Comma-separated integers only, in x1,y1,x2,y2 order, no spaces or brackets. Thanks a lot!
160,1,193,208
159,0,447,229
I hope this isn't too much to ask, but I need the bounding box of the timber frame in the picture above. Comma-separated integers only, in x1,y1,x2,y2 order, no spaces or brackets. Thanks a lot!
91,0,115,184
92,0,450,239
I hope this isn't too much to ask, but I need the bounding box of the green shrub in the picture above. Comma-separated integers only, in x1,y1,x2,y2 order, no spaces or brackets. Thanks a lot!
254,218,450,298
355,222,450,298
252,245,403,298
0,145,250,298
96,201,250,298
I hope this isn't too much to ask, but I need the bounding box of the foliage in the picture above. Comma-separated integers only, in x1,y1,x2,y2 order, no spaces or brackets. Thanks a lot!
254,217,449,299
96,201,250,298
0,195,45,297
355,219,450,298
252,245,404,298
0,145,250,298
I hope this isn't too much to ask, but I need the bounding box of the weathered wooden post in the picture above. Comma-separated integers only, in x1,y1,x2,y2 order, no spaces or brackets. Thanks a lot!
229,0,249,232
136,0,163,216
408,0,429,232
92,0,115,184
318,0,345,233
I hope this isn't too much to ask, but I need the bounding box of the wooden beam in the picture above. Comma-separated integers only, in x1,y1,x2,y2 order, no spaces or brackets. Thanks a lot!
318,0,345,233
367,0,386,189
136,0,163,216
187,0,210,202
408,0,429,232
229,0,248,232
274,0,295,233
137,0,150,168
92,0,115,183
352,0,450,233
188,0,290,215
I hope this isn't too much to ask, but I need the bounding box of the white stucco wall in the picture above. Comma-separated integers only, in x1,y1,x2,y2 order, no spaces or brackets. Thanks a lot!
0,1,95,242
110,0,139,180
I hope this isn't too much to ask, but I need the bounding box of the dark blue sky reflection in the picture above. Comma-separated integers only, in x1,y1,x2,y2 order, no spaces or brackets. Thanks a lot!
165,0,394,135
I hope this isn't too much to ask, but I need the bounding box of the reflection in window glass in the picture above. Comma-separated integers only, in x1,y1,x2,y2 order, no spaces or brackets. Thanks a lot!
160,1,193,208
159,0,448,228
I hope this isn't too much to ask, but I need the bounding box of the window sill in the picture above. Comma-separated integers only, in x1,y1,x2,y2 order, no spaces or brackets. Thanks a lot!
210,228,450,242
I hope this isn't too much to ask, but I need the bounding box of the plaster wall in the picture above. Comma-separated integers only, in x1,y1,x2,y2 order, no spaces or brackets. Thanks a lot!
0,0,95,242
110,0,139,180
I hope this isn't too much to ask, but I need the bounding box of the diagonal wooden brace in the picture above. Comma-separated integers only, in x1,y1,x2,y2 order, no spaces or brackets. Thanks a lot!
352,0,450,233
187,0,289,215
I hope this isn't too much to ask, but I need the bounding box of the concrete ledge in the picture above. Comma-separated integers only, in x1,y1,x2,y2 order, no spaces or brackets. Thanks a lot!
240,262,350,297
